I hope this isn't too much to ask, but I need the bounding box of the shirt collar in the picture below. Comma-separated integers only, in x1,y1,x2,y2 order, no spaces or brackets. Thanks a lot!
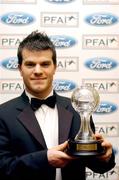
25,89,54,103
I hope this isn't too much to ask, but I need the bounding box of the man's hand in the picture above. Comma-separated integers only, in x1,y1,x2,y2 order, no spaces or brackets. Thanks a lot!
47,141,76,168
94,133,112,162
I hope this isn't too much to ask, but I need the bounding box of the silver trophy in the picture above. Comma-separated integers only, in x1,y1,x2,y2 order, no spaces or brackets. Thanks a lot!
67,85,105,156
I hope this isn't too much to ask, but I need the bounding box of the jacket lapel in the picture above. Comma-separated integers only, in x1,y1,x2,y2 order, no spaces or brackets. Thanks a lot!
17,92,73,148
18,104,73,147
57,104,73,144
18,105,47,148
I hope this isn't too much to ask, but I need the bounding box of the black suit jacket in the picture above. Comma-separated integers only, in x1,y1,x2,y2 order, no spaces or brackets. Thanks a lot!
0,91,115,180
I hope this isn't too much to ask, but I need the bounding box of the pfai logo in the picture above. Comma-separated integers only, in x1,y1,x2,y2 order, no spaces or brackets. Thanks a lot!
1,12,35,25
85,57,118,71
95,102,117,114
0,79,24,94
46,0,74,3
85,13,118,26
50,35,76,48
86,166,119,179
53,79,77,92
1,57,18,70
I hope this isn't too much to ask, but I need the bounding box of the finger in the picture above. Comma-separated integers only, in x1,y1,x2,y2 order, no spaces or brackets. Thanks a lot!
101,140,112,148
94,133,104,140
99,147,112,160
52,141,68,151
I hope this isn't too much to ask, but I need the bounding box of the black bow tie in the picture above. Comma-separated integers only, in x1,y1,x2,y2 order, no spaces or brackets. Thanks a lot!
31,95,56,110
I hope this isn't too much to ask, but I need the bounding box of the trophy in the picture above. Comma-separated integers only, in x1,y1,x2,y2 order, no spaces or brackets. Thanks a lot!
67,85,105,156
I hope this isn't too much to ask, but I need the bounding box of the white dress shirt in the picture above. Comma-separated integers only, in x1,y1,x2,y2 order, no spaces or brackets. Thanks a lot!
25,90,62,180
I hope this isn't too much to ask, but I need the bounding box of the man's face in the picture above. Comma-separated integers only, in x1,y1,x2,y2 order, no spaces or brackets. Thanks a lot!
19,49,56,98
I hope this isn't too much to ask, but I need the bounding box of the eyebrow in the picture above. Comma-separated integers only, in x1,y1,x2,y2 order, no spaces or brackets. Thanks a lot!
23,59,53,64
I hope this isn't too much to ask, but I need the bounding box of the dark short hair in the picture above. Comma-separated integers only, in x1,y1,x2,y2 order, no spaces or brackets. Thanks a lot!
17,30,57,65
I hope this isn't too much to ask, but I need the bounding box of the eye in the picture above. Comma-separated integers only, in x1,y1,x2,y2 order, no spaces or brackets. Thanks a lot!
42,61,51,67
25,62,35,67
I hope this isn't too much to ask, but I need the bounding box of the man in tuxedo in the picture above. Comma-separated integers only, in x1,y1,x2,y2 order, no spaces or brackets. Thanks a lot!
0,31,115,180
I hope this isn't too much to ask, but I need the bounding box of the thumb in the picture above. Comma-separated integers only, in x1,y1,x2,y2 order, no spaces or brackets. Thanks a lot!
52,141,68,151
94,133,104,140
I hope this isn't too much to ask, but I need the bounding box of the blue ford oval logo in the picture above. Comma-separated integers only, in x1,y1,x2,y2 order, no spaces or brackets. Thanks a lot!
46,0,74,3
95,102,117,114
1,57,18,70
1,12,35,25
85,13,118,26
53,79,77,92
85,57,118,71
50,35,76,48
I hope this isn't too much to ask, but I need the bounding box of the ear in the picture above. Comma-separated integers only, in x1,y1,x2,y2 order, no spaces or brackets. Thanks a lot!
18,64,23,77
53,64,57,74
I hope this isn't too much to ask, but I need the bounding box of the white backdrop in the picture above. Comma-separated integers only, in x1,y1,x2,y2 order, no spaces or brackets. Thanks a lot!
0,0,119,179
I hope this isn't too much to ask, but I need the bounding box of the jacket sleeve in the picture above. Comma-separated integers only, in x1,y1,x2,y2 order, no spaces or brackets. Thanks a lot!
0,117,54,179
86,150,116,174
87,117,116,173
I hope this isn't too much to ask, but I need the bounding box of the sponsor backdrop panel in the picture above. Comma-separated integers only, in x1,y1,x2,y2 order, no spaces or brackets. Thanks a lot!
0,0,119,179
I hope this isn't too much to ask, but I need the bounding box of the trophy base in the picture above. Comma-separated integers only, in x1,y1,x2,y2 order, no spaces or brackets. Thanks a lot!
67,138,105,156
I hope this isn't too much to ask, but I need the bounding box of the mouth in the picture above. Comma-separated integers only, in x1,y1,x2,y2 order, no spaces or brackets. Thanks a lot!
31,77,46,80
31,78,47,84
33,78,45,80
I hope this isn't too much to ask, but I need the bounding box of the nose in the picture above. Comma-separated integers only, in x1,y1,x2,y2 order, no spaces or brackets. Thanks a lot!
34,64,42,74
